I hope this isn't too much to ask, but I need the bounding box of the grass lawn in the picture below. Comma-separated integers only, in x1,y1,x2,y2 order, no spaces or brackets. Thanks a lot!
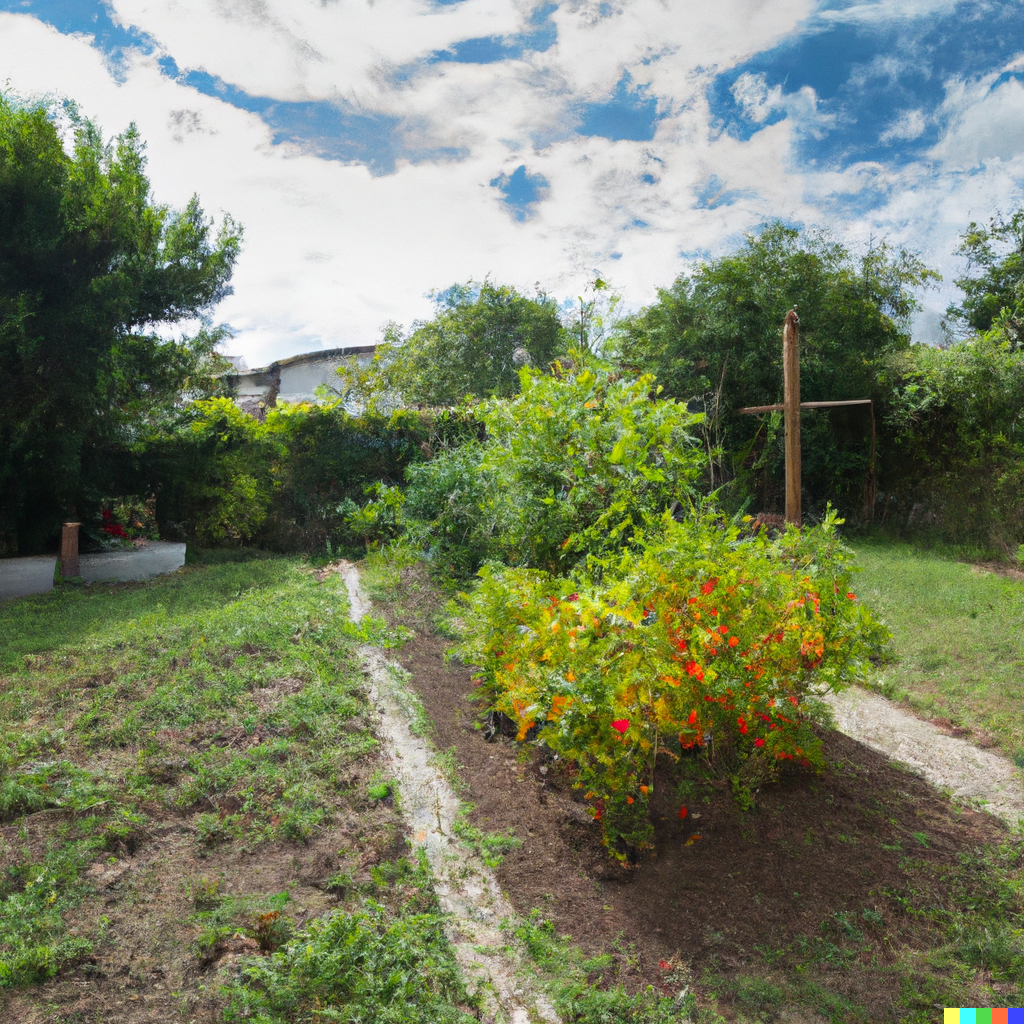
4,543,1024,1023
851,539,1024,761
0,555,476,1022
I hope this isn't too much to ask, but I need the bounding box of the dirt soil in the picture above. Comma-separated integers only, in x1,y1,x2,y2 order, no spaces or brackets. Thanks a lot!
0,758,406,1024
382,566,1012,1022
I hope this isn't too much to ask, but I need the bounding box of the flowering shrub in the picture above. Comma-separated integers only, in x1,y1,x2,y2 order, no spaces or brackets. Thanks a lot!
456,508,888,859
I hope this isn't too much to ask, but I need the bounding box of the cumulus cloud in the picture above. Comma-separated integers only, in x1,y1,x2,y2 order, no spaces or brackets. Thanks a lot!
1,0,1023,364
879,109,927,144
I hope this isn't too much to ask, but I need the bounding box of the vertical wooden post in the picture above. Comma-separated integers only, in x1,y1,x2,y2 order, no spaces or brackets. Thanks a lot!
865,401,877,522
60,522,81,578
783,309,801,527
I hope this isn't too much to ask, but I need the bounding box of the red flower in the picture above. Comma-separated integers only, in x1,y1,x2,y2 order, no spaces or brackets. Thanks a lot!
566,593,579,602
611,719,630,735
700,578,718,595
659,959,670,970
846,592,856,600
737,716,748,734
687,597,699,605
679,806,688,820
754,738,765,748
718,625,729,635
728,636,739,647
688,709,697,725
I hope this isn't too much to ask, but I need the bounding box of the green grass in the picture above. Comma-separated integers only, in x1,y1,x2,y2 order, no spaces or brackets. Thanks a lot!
851,539,1024,757
0,556,411,992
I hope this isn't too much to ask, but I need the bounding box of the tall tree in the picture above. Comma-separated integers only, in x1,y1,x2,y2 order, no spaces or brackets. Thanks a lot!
613,222,937,514
0,96,241,554
339,280,566,410
946,209,1024,348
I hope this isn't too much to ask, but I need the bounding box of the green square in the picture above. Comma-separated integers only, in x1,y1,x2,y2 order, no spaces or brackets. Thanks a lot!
977,1011,993,1024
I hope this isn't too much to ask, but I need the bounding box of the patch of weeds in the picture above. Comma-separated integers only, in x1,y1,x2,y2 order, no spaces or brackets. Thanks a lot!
188,891,292,961
101,807,149,854
252,909,292,953
0,760,109,822
722,973,785,1018
381,663,433,738
186,875,223,911
367,770,395,803
430,746,464,789
360,855,441,918
510,911,698,1023
222,888,476,1023
792,977,869,1023
194,811,244,850
753,943,787,967
452,804,521,867
0,840,98,987
275,797,326,843
343,612,413,649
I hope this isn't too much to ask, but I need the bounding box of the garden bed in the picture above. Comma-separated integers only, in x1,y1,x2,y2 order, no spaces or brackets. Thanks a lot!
372,557,1024,1022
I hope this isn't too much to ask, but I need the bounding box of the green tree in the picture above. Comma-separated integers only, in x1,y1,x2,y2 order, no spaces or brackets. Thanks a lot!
946,209,1024,348
0,96,241,554
613,222,937,516
339,280,566,409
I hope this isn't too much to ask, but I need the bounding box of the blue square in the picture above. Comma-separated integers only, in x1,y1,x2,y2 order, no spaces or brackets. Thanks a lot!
1007,1009,1024,1023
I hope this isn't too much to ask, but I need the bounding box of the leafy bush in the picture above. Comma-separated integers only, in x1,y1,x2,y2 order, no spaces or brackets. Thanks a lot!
149,400,474,553
395,357,706,578
874,334,1024,551
149,397,281,546
456,509,887,857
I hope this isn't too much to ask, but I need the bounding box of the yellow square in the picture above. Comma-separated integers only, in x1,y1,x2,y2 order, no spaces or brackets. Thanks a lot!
944,1011,960,1024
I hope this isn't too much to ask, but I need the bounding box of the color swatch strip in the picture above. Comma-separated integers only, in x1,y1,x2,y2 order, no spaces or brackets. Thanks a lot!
944,1010,1024,1023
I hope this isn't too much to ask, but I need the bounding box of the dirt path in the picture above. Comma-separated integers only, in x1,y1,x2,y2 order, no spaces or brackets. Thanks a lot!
823,686,1024,828
339,562,559,1024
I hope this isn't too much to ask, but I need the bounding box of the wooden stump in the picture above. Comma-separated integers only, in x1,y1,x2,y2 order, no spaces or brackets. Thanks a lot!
60,522,81,578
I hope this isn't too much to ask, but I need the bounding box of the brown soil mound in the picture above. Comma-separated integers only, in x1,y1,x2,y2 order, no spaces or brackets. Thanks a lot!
393,622,1008,1021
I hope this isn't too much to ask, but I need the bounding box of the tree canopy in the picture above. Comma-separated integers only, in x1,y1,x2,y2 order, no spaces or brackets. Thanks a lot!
946,210,1024,348
0,96,241,554
340,280,566,410
612,222,938,514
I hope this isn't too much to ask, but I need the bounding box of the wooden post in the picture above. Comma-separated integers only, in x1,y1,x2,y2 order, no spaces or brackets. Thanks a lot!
783,308,801,527
60,522,81,578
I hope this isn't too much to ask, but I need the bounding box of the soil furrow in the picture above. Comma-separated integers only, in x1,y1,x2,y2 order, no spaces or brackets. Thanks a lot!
339,561,560,1024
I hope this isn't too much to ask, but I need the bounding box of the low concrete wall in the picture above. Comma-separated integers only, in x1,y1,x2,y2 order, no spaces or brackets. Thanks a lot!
0,555,57,601
80,542,186,583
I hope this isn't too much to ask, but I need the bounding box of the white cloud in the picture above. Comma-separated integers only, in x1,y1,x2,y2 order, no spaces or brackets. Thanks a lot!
879,108,927,144
3,0,1024,365
930,73,1024,169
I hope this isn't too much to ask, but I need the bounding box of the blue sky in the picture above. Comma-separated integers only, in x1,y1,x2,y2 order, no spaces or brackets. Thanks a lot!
1,0,1022,362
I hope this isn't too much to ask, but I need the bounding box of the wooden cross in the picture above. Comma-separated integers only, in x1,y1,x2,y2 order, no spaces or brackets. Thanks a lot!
738,309,875,527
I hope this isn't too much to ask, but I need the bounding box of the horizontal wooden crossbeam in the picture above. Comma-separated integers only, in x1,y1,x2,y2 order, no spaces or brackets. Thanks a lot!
738,398,872,415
